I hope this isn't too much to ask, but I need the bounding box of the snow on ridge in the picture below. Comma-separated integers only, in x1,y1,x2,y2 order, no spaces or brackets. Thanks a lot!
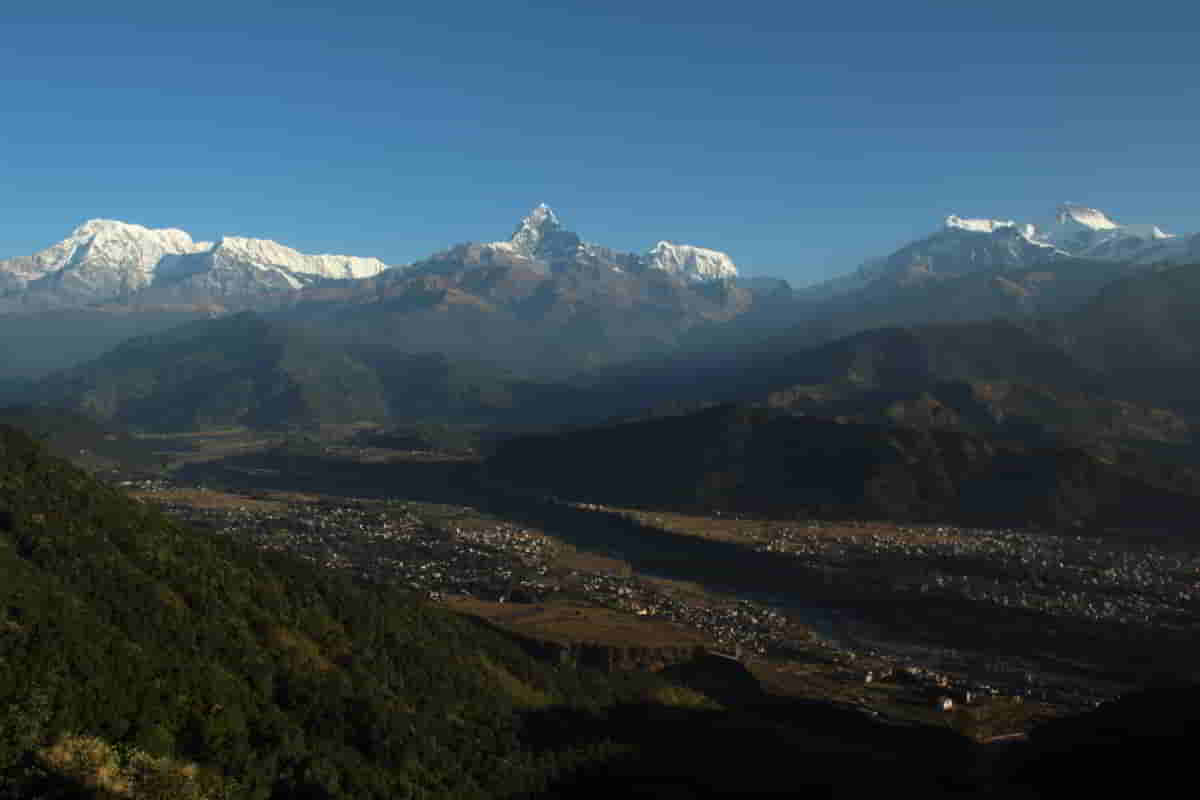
1119,223,1174,240
0,219,208,287
212,236,388,279
1056,203,1120,231
944,215,1021,234
644,240,738,281
479,204,737,281
0,219,390,303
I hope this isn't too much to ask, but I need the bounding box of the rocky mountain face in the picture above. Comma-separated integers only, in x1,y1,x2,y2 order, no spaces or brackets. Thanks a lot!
474,203,739,281
0,219,389,311
282,205,750,375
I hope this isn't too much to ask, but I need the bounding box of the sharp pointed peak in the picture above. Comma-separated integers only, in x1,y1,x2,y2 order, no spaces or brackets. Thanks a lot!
523,203,558,224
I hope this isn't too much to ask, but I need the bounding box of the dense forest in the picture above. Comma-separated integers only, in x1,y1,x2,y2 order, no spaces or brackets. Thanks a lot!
486,403,1200,532
0,423,692,798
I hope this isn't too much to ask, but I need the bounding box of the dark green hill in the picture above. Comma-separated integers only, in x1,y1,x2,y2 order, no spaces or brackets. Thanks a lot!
32,312,390,431
485,404,1200,531
27,314,594,432
349,345,589,426
566,319,1189,450
0,423,658,798
0,405,163,475
1042,261,1200,416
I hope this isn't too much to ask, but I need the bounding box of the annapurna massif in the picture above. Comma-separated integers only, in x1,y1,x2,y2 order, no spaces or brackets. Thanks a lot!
0,205,740,313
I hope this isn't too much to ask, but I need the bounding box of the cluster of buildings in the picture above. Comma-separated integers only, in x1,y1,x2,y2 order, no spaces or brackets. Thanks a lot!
742,521,1199,628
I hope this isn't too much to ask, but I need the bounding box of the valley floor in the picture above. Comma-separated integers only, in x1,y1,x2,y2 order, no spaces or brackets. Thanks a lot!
123,430,1200,740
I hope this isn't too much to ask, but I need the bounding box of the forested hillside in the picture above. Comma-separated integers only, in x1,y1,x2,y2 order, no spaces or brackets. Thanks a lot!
0,424,668,798
486,404,1200,531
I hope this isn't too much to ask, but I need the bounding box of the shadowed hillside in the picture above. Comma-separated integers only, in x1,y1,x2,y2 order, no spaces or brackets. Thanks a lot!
0,405,163,475
31,312,389,430
486,404,1200,531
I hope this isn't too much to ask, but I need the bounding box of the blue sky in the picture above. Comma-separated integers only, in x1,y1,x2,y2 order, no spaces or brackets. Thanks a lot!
2,1,1198,284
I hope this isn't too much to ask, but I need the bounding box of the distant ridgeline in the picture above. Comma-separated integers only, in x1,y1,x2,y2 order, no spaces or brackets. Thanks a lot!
485,404,1200,531
27,312,589,432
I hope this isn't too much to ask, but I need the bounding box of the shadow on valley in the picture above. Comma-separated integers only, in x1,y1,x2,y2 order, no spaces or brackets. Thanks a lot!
519,699,977,799
171,445,1200,690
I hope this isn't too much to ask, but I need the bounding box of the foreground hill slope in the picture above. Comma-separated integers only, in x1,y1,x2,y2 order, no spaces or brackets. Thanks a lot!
0,424,659,798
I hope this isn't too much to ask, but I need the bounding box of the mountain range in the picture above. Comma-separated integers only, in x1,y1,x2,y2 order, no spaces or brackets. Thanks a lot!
807,203,1198,301
3,201,1196,383
0,205,739,314
0,219,389,312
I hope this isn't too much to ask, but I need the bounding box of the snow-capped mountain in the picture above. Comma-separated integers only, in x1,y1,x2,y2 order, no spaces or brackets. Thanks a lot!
0,219,208,297
0,220,389,310
474,203,737,281
1035,203,1177,260
853,213,1065,287
156,237,388,291
644,241,738,281
809,203,1195,300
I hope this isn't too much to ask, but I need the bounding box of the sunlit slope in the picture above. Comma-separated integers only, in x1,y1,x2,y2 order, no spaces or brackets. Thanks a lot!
0,424,644,798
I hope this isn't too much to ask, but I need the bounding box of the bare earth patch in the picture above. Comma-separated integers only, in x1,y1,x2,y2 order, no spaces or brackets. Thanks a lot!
444,597,707,650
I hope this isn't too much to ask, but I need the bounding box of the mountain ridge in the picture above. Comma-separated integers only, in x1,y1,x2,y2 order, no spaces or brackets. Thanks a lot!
808,203,1196,303
0,219,390,312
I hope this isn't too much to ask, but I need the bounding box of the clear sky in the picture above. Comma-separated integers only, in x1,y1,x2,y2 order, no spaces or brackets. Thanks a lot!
2,1,1198,284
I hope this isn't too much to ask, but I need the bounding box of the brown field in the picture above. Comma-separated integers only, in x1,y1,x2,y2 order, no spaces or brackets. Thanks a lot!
130,487,290,513
443,597,708,650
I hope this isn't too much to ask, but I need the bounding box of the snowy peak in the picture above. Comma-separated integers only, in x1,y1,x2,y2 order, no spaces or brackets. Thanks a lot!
943,215,1043,241
461,205,736,282
1054,203,1120,231
0,219,208,291
814,202,1193,302
644,241,738,281
508,203,563,256
209,236,388,280
944,216,1019,234
55,218,204,270
70,218,202,247
0,219,390,310
1035,203,1177,258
